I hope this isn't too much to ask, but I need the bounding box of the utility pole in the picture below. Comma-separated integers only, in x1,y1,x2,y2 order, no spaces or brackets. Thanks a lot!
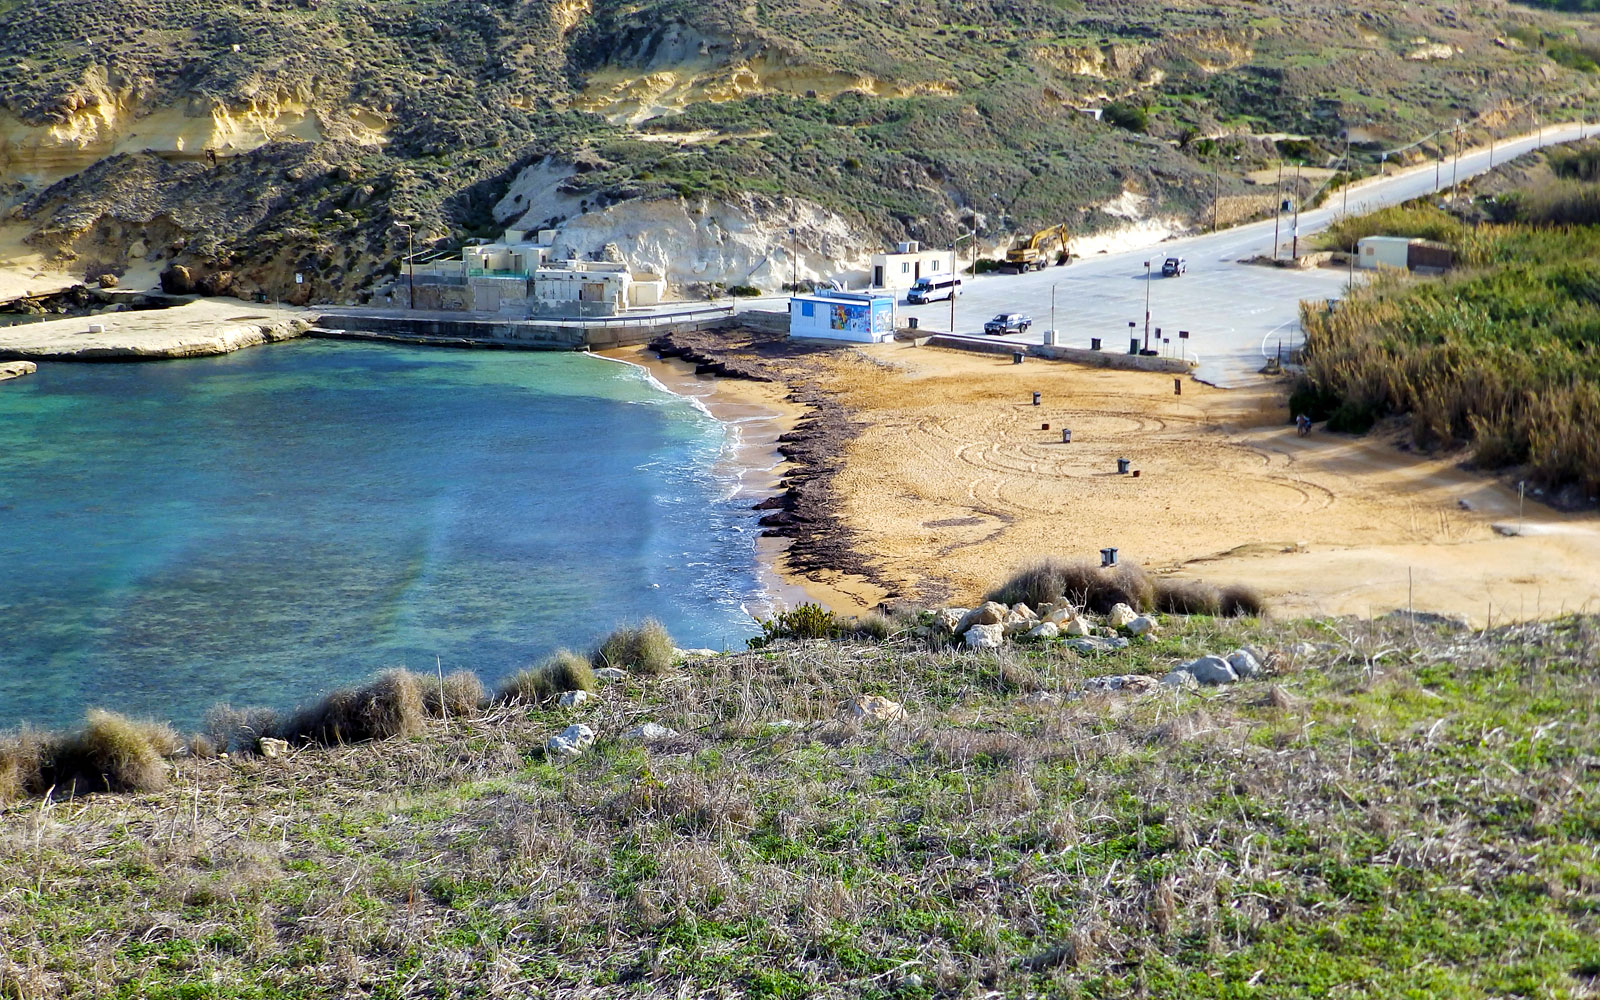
948,239,957,333
788,227,797,290
1142,259,1152,349
395,222,415,310
1051,282,1058,339
1272,158,1284,259
1452,120,1462,202
1291,161,1302,260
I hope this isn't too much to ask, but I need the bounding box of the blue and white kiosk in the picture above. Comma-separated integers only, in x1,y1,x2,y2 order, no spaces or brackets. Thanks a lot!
788,290,897,343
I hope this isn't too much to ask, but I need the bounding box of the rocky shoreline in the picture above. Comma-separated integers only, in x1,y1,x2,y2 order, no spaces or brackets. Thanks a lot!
0,299,311,361
0,360,36,381
649,325,900,605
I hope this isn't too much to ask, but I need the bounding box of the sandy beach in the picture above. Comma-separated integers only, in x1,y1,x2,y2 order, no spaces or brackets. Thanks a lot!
665,333,1600,625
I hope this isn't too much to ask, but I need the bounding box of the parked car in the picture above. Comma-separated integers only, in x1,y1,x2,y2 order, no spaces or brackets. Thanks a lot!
984,312,1032,335
907,276,961,304
1161,257,1187,277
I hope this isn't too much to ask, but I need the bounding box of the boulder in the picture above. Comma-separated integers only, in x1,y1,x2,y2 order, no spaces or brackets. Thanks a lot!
843,694,906,722
1065,635,1129,655
160,264,195,295
1063,615,1095,637
956,601,1009,634
1043,605,1077,626
546,723,596,758
1226,649,1262,679
595,666,627,683
932,608,970,634
964,623,1005,650
1023,621,1060,641
257,737,290,759
94,272,119,289
1001,611,1035,636
558,690,591,709
1010,603,1038,621
1108,603,1139,629
1161,669,1199,690
622,722,678,740
1124,615,1157,637
1185,654,1239,686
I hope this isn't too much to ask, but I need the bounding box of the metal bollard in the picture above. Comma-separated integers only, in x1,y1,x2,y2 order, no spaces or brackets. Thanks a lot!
1174,378,1182,395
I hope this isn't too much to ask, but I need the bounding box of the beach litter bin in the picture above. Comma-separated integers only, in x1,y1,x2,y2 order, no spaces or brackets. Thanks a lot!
1129,338,1140,355
1032,392,1041,406
1062,428,1072,443
1091,337,1102,351
1100,547,1118,568
908,317,918,329
1117,458,1130,474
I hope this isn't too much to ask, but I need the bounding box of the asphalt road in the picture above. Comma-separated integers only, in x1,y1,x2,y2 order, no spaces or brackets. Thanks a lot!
893,121,1597,387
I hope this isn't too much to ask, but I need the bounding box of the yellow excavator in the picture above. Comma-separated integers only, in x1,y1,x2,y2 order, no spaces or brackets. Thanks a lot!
1004,224,1072,272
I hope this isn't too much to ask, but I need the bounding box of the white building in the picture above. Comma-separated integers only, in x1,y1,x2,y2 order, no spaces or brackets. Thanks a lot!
1356,236,1415,271
400,229,665,315
789,291,897,343
870,241,956,294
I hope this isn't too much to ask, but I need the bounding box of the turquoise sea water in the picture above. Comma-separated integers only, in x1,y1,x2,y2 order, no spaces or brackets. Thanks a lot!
0,340,765,732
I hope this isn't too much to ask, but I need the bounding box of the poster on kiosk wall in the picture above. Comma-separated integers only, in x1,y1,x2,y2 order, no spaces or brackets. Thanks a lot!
826,297,895,341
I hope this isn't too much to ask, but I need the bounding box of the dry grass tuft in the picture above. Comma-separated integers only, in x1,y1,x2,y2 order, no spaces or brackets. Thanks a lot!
203,704,281,755
988,558,1155,613
1154,578,1223,616
34,710,180,796
1219,584,1267,618
0,732,42,804
497,650,596,705
423,670,487,718
596,619,676,675
274,669,426,747
849,611,895,641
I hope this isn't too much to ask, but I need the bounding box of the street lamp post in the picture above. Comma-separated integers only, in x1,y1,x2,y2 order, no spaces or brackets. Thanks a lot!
1051,282,1058,339
788,227,797,291
395,222,415,310
1291,161,1302,259
1451,120,1462,202
1142,260,1152,350
1272,159,1284,259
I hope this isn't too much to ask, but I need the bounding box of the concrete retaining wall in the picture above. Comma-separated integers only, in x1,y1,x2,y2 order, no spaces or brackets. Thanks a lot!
923,334,1194,374
734,309,791,335
309,308,735,351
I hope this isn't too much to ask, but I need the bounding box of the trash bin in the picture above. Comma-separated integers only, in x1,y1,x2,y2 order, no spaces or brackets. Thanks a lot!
1090,337,1101,351
1062,428,1072,444
1129,338,1140,355
1032,392,1041,406
908,316,918,330
1013,352,1025,364
1100,547,1118,567
1117,458,1131,474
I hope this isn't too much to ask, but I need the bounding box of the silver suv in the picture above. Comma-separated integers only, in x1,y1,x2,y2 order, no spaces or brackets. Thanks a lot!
984,312,1032,335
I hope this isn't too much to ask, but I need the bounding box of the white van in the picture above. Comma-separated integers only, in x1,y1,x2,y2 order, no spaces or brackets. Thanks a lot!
906,276,961,304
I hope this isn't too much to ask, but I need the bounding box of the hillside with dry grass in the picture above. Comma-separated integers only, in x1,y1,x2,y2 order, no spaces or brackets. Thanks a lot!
2,601,1597,997
2,0,1599,300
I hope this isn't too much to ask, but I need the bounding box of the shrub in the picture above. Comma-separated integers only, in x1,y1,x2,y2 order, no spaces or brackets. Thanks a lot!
423,670,486,718
1154,578,1223,616
275,669,426,747
987,559,1154,613
752,603,839,647
497,650,596,704
0,733,41,804
596,619,677,674
849,611,894,641
727,284,762,297
203,704,281,755
1219,584,1267,618
1102,101,1148,132
35,710,179,796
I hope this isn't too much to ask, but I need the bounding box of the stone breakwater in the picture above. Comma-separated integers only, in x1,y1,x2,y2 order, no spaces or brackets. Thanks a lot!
0,299,310,361
0,359,37,381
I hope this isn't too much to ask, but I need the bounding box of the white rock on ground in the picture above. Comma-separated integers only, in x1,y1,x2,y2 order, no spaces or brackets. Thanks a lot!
1161,669,1200,690
622,722,678,740
1108,603,1139,629
558,690,591,709
956,601,1009,634
546,723,596,758
1043,605,1077,626
595,667,628,683
1226,649,1263,679
964,623,1006,650
1185,655,1239,685
842,694,906,722
1010,603,1038,621
674,647,720,660
1081,674,1159,695
1063,615,1095,637
1017,691,1062,708
1124,615,1158,637
933,608,970,634
1002,611,1035,637
1024,621,1060,641
257,737,290,759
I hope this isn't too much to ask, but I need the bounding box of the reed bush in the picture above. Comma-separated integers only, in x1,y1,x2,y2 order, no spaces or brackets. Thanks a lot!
1154,578,1224,616
203,704,281,755
987,559,1154,613
1297,227,1600,497
423,670,487,718
596,620,676,675
275,669,426,747
33,710,179,796
1219,584,1267,618
497,651,596,704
